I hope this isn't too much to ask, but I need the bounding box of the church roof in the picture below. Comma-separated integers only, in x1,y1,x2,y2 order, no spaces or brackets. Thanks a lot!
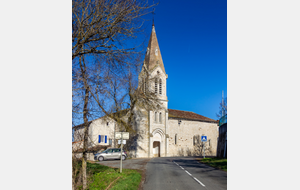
143,25,166,74
168,109,217,123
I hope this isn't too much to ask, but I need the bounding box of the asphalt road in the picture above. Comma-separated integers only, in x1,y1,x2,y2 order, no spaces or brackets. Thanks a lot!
143,157,227,190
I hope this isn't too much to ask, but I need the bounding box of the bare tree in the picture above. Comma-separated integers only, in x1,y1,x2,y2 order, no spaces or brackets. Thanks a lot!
216,97,227,119
72,1,158,189
72,0,156,60
72,55,161,189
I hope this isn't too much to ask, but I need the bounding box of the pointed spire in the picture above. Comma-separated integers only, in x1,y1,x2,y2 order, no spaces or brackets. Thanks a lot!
143,25,166,74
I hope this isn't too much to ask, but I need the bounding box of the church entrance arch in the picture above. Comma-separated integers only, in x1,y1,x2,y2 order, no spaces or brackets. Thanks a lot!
152,128,164,157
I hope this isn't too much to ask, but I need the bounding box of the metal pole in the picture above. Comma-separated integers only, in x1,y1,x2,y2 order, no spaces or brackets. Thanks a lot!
203,142,205,159
114,122,116,148
120,133,123,173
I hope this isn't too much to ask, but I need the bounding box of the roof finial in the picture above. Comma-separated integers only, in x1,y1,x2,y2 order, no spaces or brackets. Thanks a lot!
152,0,155,26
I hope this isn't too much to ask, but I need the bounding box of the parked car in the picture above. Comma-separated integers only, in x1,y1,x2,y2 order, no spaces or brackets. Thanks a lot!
94,148,127,161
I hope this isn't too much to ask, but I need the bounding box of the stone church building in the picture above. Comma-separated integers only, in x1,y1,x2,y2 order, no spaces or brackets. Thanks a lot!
74,25,219,159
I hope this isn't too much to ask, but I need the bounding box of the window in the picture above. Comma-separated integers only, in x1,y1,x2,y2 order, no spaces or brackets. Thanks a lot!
195,135,200,144
159,79,162,95
175,134,177,145
159,112,162,123
193,136,195,146
107,149,113,153
155,78,158,94
113,149,120,153
155,112,157,122
98,135,107,143
209,139,211,146
107,122,109,126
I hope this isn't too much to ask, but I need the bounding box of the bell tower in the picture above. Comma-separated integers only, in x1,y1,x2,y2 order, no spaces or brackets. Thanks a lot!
139,24,168,109
138,24,169,158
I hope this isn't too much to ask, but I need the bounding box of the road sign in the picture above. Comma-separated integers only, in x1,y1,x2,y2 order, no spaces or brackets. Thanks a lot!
201,136,207,142
115,132,129,139
116,132,129,173
118,140,126,144
122,132,129,139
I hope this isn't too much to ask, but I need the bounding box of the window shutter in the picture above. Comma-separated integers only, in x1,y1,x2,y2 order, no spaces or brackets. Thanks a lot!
105,135,107,143
98,135,101,143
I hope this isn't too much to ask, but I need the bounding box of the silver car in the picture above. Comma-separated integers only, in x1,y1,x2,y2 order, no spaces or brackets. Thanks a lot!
94,148,127,161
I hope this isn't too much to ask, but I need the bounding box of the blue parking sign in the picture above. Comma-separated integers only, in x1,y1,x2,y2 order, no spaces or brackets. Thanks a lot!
201,136,207,142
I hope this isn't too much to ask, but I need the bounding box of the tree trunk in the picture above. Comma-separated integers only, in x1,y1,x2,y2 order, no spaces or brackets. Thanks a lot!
80,54,90,190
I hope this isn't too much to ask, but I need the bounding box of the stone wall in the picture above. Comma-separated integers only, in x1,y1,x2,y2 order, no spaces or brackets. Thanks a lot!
74,109,219,159
167,118,219,157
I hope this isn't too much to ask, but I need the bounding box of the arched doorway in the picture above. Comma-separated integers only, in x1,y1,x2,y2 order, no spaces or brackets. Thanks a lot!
153,141,160,157
152,130,163,157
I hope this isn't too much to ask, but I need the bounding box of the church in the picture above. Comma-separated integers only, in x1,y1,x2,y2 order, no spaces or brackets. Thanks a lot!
73,25,219,159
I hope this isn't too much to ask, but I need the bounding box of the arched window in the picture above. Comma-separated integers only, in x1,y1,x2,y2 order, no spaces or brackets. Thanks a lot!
193,136,195,146
155,78,158,94
155,112,157,122
159,79,162,95
159,112,162,123
175,134,177,145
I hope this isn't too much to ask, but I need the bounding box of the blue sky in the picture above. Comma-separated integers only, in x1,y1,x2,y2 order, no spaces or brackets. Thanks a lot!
143,0,227,120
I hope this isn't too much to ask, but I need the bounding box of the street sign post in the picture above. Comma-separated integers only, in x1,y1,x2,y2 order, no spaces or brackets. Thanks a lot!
115,132,130,173
115,132,129,139
201,136,207,158
118,140,126,144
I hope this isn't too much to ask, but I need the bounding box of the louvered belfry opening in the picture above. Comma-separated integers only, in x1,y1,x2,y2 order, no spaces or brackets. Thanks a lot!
155,78,158,94
159,78,162,95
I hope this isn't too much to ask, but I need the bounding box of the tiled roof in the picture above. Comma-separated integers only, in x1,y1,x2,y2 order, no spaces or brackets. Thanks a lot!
72,109,129,129
168,109,217,123
72,141,83,144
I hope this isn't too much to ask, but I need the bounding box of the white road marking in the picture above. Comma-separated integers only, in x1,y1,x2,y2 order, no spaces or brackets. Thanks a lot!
185,170,192,176
173,161,205,187
193,177,205,187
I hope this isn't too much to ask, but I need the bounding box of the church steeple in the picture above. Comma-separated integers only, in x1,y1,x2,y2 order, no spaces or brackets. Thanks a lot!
144,25,166,74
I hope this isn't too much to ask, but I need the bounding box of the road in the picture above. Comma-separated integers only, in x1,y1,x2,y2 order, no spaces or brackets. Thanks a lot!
143,157,227,190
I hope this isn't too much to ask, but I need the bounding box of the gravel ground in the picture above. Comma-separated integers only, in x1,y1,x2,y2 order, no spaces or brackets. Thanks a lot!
96,158,151,170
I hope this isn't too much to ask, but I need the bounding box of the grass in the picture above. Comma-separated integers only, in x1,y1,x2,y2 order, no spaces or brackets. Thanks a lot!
87,162,141,190
199,158,227,172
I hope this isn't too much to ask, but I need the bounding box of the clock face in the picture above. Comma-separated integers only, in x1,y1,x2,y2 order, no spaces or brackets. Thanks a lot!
155,48,158,56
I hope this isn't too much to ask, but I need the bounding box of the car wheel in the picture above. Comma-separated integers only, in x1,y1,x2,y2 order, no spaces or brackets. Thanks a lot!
98,156,104,162
122,155,126,161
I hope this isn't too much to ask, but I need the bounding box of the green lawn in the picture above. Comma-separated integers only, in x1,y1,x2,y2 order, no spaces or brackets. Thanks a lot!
87,162,142,190
199,158,227,171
